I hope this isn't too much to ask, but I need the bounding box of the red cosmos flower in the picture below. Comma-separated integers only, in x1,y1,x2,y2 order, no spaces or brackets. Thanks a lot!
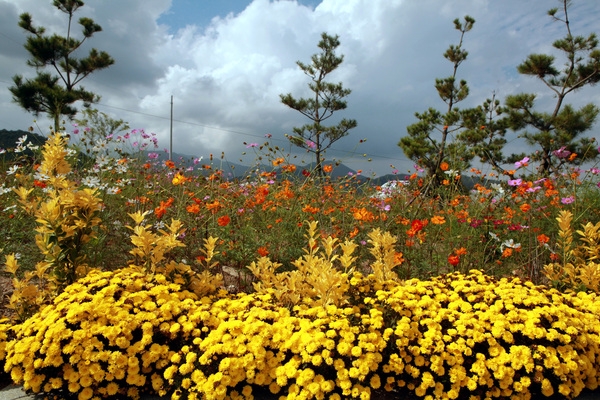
448,254,460,266
412,219,424,231
217,215,230,226
257,246,269,257
407,219,427,237
302,169,311,177
33,180,47,189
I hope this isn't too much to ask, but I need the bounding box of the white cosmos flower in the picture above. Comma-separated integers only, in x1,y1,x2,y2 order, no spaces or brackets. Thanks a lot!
501,239,521,251
81,176,101,188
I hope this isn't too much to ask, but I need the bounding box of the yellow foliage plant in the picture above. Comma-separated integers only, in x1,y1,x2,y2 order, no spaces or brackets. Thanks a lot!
248,221,401,307
127,211,224,297
7,133,103,320
543,210,600,293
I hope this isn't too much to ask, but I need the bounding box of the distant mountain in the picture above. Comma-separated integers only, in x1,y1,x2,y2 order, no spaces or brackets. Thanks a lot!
150,152,382,181
140,150,418,185
0,133,488,189
0,129,46,148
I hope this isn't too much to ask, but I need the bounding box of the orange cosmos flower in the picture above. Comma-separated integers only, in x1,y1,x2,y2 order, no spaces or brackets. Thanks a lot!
257,246,269,257
454,247,467,256
430,215,446,225
519,203,531,212
352,207,375,222
217,215,230,226
537,234,550,244
396,216,410,225
164,160,175,169
154,198,174,219
323,164,333,173
272,157,285,166
186,203,201,214
440,162,449,171
302,205,320,214
394,252,405,265
206,200,222,213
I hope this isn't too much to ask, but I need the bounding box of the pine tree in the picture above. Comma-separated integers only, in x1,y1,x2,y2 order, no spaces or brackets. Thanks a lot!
454,94,510,178
505,0,600,176
9,0,114,133
280,32,357,178
398,15,504,193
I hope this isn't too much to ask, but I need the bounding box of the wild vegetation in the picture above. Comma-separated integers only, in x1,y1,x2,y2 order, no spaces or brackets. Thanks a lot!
0,120,600,399
1,1,600,399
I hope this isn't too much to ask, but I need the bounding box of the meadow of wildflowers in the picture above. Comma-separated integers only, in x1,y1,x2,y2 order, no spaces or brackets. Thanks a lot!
1,128,600,399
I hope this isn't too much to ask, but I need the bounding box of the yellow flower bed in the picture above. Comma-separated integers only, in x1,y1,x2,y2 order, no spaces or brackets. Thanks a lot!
3,269,600,400
379,271,600,399
3,268,222,399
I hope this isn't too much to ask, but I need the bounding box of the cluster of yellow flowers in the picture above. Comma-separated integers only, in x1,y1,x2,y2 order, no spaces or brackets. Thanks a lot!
5,267,600,400
379,270,600,399
163,290,391,400
3,268,221,399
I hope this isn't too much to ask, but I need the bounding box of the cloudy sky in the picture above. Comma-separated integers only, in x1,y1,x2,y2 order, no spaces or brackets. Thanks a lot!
0,0,599,177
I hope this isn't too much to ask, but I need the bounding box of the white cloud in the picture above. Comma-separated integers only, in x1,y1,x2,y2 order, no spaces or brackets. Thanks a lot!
0,0,598,177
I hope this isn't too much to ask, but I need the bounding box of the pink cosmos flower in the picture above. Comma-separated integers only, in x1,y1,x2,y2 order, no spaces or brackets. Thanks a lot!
561,196,575,205
514,157,529,168
553,146,571,159
508,178,522,186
